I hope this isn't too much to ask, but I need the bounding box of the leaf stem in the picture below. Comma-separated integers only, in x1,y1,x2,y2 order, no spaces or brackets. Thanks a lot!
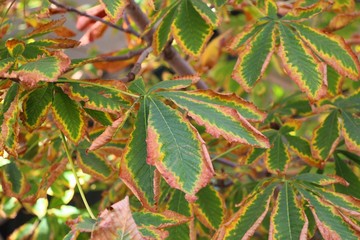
211,145,242,161
55,79,140,98
60,132,96,220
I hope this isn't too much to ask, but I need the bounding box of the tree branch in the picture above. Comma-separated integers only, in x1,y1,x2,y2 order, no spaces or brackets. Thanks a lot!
49,0,141,38
125,0,208,89
119,47,153,82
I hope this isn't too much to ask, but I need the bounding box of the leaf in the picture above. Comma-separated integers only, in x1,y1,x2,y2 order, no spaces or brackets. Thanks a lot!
298,188,359,240
286,135,322,167
333,90,360,110
265,0,278,18
191,0,219,26
332,0,355,12
335,155,360,199
31,38,81,49
282,0,331,21
146,96,214,201
311,110,341,160
278,23,327,101
133,210,189,228
148,79,193,93
160,90,266,121
65,81,129,113
0,57,14,75
25,18,66,38
215,184,276,240
294,173,349,186
0,161,29,199
22,85,53,130
119,98,157,209
158,91,269,147
243,147,266,165
172,0,213,57
51,87,85,143
327,66,344,96
341,111,360,155
269,182,307,240
99,0,129,23
232,21,276,92
77,149,114,180
327,12,360,31
128,78,146,95
265,133,290,173
293,23,360,80
91,196,143,240
84,108,112,126
14,51,70,87
152,3,178,55
88,115,127,151
167,189,191,217
5,39,25,57
194,185,224,230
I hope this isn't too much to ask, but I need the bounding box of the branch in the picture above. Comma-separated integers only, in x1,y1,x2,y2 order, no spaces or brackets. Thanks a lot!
125,0,208,89
49,0,141,38
119,47,153,82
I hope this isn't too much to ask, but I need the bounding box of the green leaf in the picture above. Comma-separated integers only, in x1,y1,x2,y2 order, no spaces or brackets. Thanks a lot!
294,173,348,186
146,96,214,201
265,0,278,18
298,188,359,240
293,23,360,80
22,85,53,130
215,184,276,240
148,79,193,93
265,133,290,173
0,161,29,199
191,0,219,26
172,0,213,57
333,90,360,110
0,57,14,75
341,111,360,155
66,82,128,113
6,39,25,57
158,91,269,147
160,90,266,121
232,21,276,92
286,135,322,168
152,4,178,55
327,66,343,96
51,87,85,143
278,23,326,101
133,210,189,228
77,149,114,180
167,189,191,217
269,182,307,239
99,0,129,23
194,185,224,230
119,98,157,209
335,154,360,199
129,78,146,95
243,147,266,165
312,110,340,160
84,108,112,126
14,52,70,86
282,1,331,21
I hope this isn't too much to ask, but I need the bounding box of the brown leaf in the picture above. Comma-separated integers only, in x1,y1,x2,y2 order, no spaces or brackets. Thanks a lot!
79,21,108,45
76,5,106,31
91,196,143,240
326,12,360,32
54,26,76,38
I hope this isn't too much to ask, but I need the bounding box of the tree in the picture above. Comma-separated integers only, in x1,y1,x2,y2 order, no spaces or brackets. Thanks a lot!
0,0,360,239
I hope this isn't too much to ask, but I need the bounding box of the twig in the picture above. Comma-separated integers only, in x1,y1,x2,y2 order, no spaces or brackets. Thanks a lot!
213,157,239,168
125,0,208,89
49,0,141,38
119,47,153,82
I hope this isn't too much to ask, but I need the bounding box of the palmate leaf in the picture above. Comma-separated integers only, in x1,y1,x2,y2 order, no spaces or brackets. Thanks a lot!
278,23,327,101
265,132,290,173
191,0,218,26
158,91,269,147
99,0,129,23
215,183,276,240
341,111,360,155
297,188,360,240
119,98,157,209
269,182,308,240
327,66,344,96
146,96,214,201
148,79,193,93
0,161,29,199
311,110,341,160
232,21,276,92
293,173,349,186
264,0,278,18
335,155,360,199
194,185,224,230
292,23,360,80
286,135,322,167
0,57,14,75
133,210,189,229
22,84,53,130
333,90,360,110
51,87,85,144
282,0,331,21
